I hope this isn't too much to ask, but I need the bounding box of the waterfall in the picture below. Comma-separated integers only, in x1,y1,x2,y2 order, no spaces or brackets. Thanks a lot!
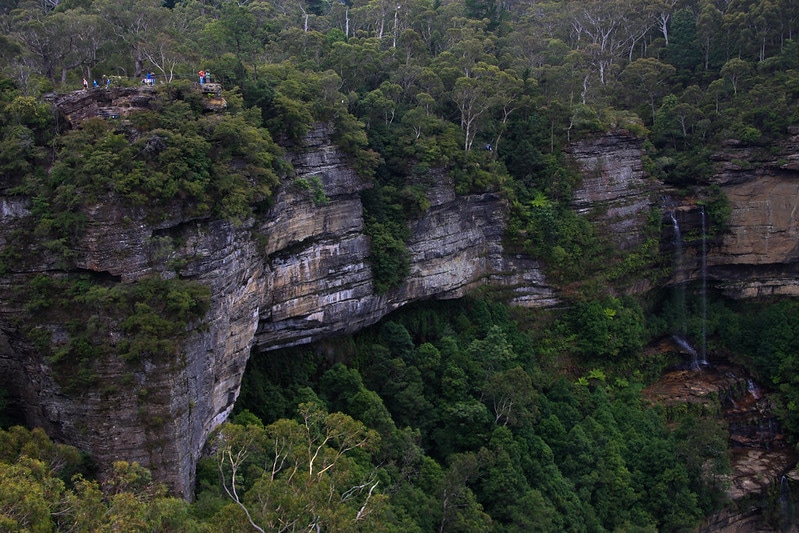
778,475,795,531
672,334,702,371
670,210,686,336
669,206,705,370
700,206,708,366
670,210,682,248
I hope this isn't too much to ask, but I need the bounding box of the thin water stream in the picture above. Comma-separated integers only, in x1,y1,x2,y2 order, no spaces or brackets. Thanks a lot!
668,206,707,369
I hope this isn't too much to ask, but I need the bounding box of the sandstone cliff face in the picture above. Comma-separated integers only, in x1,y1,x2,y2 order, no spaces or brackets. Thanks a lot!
254,131,555,353
0,195,267,498
568,129,799,301
569,131,657,250
708,136,799,298
655,134,799,298
44,84,224,127
0,122,553,497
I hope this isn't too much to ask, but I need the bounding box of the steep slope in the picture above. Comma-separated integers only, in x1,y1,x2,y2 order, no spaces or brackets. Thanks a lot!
0,118,552,497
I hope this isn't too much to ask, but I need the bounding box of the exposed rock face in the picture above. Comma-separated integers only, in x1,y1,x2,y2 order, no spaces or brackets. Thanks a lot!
710,139,799,298
568,129,799,300
0,120,552,497
662,134,799,298
44,84,224,127
569,131,658,250
0,199,266,498
45,87,158,126
254,133,555,352
643,341,799,532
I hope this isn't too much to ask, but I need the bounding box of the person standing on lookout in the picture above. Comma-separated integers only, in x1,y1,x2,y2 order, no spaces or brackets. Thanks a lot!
83,77,88,90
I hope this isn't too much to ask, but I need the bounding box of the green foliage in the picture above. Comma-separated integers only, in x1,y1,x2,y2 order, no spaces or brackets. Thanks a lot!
660,9,703,75
508,191,611,286
208,403,385,532
0,426,84,481
570,104,607,135
568,297,646,360
365,222,411,294
19,274,210,390
0,79,52,188
232,298,718,531
7,0,799,529
721,300,799,436
115,277,211,361
21,86,284,240
701,184,732,234
293,175,329,206
0,427,201,531
2,293,741,532
332,109,380,179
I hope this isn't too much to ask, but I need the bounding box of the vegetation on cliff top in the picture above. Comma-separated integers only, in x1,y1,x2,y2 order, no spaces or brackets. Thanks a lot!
6,0,791,290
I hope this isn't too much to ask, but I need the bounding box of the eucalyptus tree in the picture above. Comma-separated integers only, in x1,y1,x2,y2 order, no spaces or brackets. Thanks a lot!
565,0,658,86
503,4,579,75
141,15,195,82
260,0,323,32
6,6,58,82
348,0,398,40
726,0,782,61
409,0,464,56
777,0,799,44
7,5,106,84
720,57,751,95
450,62,497,151
198,1,261,66
484,366,535,426
435,452,493,532
325,36,393,92
94,0,165,78
265,27,329,64
477,65,526,156
566,0,628,85
696,0,724,70
390,30,428,99
620,57,676,123
211,404,386,532
654,0,680,45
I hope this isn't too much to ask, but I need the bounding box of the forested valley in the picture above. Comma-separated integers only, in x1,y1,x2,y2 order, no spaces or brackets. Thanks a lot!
2,0,799,530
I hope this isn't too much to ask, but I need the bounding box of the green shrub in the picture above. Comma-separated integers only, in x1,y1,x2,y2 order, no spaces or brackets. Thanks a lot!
19,275,210,391
701,184,732,234
367,222,411,294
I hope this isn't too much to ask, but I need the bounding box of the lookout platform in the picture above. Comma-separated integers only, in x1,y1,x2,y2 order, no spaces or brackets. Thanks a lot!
44,83,226,129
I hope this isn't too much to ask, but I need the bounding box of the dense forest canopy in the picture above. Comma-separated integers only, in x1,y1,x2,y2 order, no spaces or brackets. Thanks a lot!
2,0,799,530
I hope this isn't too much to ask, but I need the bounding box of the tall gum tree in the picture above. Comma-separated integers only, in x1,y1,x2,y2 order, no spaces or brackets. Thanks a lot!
8,6,105,84
451,62,497,151
94,0,164,78
620,57,676,123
